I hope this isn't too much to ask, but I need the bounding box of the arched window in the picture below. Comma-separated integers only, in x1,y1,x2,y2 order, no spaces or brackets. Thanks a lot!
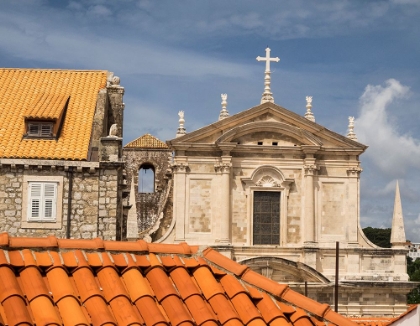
138,163,155,193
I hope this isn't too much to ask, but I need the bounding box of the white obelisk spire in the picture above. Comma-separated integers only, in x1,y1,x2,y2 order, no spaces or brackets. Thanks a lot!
390,180,406,248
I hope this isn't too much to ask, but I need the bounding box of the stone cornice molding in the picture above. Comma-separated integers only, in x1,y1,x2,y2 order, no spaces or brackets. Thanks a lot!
0,159,102,173
107,86,125,94
216,143,237,156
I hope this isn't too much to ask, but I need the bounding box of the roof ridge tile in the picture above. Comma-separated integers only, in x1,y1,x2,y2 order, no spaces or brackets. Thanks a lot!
323,309,358,326
7,235,58,248
202,248,248,276
281,288,330,318
241,269,289,298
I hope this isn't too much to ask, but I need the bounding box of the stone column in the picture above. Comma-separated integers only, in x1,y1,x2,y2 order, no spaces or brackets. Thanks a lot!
173,158,188,242
219,156,232,243
304,163,317,244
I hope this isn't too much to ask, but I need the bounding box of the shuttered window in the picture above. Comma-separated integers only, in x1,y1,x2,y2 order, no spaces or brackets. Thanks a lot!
27,182,57,221
27,122,53,137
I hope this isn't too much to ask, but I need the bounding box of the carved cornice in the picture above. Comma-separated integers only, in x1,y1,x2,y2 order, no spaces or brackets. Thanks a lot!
107,86,125,95
347,166,363,176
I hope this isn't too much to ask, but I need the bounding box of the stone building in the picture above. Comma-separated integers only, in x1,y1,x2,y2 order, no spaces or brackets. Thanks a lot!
0,68,125,240
123,133,173,241
126,49,414,316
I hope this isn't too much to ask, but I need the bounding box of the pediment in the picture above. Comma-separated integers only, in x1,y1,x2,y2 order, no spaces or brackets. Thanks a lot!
167,102,367,153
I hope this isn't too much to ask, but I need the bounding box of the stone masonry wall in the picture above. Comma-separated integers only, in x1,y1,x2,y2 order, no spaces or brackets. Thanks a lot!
124,148,172,232
0,163,119,240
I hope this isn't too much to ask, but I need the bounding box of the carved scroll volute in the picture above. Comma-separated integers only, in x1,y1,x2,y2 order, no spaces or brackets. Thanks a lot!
304,164,319,176
347,166,363,177
214,162,232,173
171,162,188,173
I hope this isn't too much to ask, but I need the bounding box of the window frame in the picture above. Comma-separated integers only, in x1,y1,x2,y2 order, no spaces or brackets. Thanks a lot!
252,190,281,245
21,175,63,229
24,121,55,139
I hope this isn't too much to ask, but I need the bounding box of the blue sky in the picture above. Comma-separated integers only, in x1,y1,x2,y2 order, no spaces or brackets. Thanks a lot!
2,0,420,241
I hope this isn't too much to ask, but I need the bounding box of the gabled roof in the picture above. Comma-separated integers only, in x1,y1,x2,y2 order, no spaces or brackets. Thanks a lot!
125,133,169,149
0,68,108,160
0,233,356,326
168,102,367,153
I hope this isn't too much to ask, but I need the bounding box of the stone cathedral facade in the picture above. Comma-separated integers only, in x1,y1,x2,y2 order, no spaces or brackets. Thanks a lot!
124,48,413,316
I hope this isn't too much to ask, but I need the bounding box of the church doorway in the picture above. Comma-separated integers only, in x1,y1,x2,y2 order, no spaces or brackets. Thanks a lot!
253,191,281,245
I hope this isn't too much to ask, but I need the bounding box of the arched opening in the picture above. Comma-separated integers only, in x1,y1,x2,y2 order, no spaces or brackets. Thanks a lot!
138,163,155,193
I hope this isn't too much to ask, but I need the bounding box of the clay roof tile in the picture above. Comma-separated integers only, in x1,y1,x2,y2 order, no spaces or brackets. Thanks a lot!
0,69,107,160
0,236,359,326
124,133,169,149
203,248,248,276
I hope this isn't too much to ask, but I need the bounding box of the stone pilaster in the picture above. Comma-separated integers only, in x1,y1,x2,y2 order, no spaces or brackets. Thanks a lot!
347,166,362,243
215,156,232,243
172,158,188,242
304,163,317,244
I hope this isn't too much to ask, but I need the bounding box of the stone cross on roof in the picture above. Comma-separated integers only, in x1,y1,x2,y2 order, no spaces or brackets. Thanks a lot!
256,47,280,104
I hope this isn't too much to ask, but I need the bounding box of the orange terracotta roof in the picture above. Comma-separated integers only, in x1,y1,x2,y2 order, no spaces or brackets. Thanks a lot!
25,92,69,119
0,68,108,160
0,233,356,326
125,133,169,149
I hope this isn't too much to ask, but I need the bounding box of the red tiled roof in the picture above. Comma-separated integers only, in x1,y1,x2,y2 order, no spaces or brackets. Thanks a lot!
0,233,356,326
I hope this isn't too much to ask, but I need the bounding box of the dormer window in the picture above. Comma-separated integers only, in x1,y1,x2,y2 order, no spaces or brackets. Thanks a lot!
27,122,54,137
23,93,69,140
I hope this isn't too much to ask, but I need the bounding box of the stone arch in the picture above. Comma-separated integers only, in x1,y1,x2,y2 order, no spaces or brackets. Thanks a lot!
241,165,293,191
239,256,330,283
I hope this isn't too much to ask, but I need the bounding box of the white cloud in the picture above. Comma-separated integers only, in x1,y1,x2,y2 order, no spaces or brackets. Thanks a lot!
355,79,420,177
87,5,112,17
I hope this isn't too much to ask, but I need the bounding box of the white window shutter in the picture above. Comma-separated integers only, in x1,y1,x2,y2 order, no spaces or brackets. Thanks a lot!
29,183,42,219
28,182,57,221
43,183,56,220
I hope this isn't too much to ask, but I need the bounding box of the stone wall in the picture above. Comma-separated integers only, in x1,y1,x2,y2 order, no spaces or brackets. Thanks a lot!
124,148,172,234
0,161,121,240
290,283,410,317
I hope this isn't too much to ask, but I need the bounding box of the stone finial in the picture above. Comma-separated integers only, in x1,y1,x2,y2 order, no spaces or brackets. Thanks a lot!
176,110,186,138
111,76,120,86
391,180,406,248
256,47,280,104
219,94,229,120
347,116,358,141
304,96,315,122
